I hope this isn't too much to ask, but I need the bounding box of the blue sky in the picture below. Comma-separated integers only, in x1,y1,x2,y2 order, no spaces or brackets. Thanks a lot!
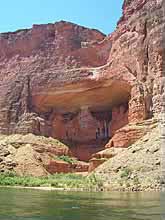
0,0,123,35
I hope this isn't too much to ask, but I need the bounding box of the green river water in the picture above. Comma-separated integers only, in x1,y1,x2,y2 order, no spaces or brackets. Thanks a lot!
0,188,164,220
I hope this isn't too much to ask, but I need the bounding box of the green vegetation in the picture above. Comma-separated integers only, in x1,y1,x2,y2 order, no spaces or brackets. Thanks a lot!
133,176,140,187
0,172,103,191
54,155,78,164
120,167,132,179
117,168,141,191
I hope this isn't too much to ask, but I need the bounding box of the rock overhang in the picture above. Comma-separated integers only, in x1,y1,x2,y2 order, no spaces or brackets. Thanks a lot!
32,79,131,114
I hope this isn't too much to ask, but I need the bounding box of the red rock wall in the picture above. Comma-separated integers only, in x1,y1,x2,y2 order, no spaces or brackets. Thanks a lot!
110,104,128,136
0,21,110,135
104,0,164,122
0,0,164,160
50,108,112,160
52,107,113,142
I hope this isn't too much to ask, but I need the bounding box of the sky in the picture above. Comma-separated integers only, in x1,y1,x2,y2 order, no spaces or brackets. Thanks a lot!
0,0,124,35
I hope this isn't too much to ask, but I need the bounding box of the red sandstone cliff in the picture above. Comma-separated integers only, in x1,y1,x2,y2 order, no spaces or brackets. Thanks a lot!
0,0,164,166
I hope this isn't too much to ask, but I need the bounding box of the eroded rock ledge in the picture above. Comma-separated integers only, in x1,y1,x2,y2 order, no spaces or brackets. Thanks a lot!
0,0,164,176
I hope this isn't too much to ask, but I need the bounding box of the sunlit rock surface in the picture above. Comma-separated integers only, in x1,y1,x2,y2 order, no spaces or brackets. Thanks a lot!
0,0,164,175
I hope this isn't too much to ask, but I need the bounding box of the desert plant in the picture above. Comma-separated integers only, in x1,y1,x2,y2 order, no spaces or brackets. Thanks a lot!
54,155,78,164
120,167,132,179
0,172,103,191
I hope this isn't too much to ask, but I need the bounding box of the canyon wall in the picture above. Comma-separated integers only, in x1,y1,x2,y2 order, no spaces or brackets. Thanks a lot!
105,0,164,122
0,0,164,161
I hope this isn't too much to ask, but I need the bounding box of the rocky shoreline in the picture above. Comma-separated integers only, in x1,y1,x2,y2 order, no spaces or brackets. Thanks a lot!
95,121,161,192
0,117,162,192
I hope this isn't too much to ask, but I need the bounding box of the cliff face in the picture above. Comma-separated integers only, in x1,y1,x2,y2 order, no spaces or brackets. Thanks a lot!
106,0,164,121
0,0,164,164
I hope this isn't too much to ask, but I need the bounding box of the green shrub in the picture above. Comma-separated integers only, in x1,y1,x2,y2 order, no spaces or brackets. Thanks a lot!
126,182,130,188
120,167,132,179
0,172,103,191
54,155,77,164
133,177,140,185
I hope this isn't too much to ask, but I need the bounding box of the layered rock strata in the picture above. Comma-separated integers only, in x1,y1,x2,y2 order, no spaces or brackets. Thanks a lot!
0,0,164,174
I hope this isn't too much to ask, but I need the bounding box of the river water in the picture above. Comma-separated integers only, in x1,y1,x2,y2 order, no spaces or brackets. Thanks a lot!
0,188,164,220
